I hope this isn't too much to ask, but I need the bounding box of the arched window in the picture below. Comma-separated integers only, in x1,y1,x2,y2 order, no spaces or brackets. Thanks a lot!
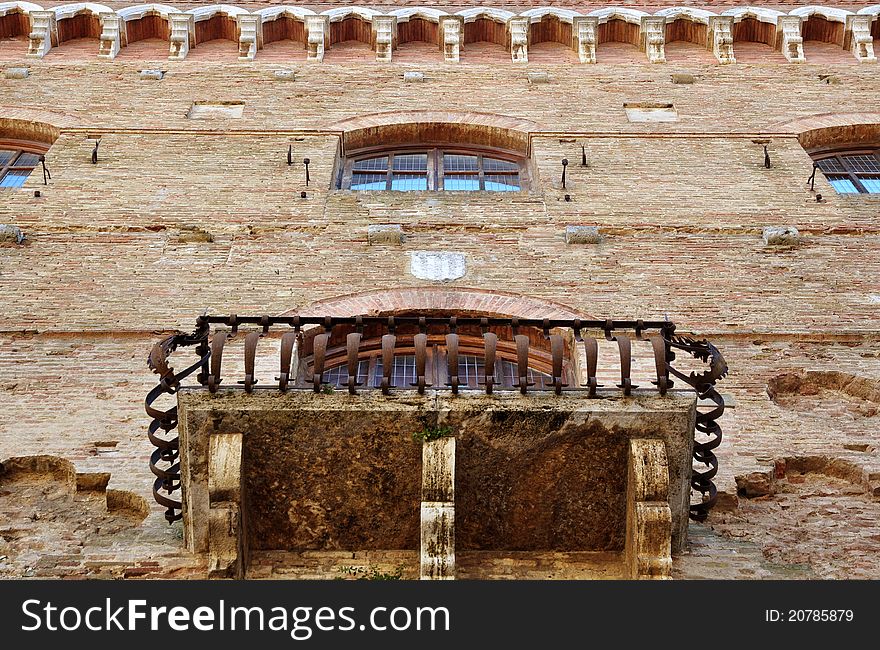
339,147,526,192
0,141,47,189
811,148,880,194
297,321,569,390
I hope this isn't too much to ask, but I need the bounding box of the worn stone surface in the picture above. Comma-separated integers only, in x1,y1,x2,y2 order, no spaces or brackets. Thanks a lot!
763,225,801,246
565,225,601,244
368,224,404,245
409,251,466,282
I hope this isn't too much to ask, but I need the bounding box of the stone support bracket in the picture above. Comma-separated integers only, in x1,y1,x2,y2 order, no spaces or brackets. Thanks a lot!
845,14,876,63
778,15,805,63
572,16,597,64
207,432,246,579
168,13,195,61
27,10,56,59
709,15,735,64
624,439,672,580
640,16,666,64
98,12,123,60
508,16,529,63
420,436,455,580
439,16,462,63
373,15,396,62
306,15,328,62
237,14,262,62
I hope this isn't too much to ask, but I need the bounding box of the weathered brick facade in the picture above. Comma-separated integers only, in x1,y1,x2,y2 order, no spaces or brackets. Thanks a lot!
1,1,879,579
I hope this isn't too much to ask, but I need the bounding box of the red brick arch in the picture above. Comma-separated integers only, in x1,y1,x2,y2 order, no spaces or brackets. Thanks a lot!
287,287,585,319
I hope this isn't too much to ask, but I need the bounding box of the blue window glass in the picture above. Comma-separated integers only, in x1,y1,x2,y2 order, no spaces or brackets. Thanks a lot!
351,173,387,190
859,177,880,193
391,174,427,191
444,175,480,191
0,170,31,188
828,177,859,194
485,174,521,192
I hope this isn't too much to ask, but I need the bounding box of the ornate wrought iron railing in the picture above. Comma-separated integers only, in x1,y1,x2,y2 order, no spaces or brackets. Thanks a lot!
145,314,727,524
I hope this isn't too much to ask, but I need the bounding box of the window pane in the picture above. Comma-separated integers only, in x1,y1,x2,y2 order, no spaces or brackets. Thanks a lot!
500,360,552,389
324,360,369,388
13,152,40,168
816,157,845,173
457,355,485,388
483,157,518,172
392,153,427,171
374,355,417,388
390,174,427,191
444,174,480,191
858,176,880,193
443,154,478,172
827,176,860,194
352,156,388,172
0,170,31,188
351,173,387,190
0,150,15,166
485,173,521,192
842,155,880,174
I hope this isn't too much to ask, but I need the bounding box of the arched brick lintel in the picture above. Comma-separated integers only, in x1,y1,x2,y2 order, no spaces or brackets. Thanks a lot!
771,112,880,150
0,108,76,143
286,287,586,320
329,111,541,156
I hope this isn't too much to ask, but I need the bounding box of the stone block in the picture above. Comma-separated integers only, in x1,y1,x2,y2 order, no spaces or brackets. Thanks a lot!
0,225,25,244
763,226,800,246
273,69,295,81
410,251,465,282
565,225,601,244
527,71,550,84
139,70,165,81
671,73,695,85
735,470,776,498
404,71,425,83
4,68,29,80
368,224,403,245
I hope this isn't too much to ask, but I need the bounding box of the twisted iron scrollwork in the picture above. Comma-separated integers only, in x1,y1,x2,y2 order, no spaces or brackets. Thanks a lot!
144,319,210,523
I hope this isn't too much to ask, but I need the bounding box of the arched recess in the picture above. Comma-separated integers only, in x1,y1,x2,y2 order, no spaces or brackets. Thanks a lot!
722,7,784,61
792,7,850,47
257,7,314,47
189,4,247,46
323,7,376,47
118,4,176,45
590,9,645,49
520,8,577,46
656,9,713,45
391,8,444,46
0,2,40,41
785,116,880,152
457,8,514,47
54,3,110,45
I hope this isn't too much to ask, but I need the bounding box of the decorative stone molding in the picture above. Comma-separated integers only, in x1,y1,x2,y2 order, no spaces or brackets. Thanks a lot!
624,439,672,580
236,13,260,61
373,15,395,63
508,16,529,63
306,14,327,62
420,437,455,580
845,14,876,63
778,15,805,63
640,16,666,64
167,12,194,60
572,16,597,64
709,15,735,65
97,11,122,59
439,15,461,63
26,10,55,58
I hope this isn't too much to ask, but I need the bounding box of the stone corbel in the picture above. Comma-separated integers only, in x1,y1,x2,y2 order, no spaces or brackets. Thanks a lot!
26,10,56,59
207,432,247,579
508,16,529,63
421,436,455,580
372,15,396,63
624,439,672,580
439,16,462,63
168,13,195,61
237,14,261,62
845,15,876,63
98,12,123,60
777,15,805,63
306,15,328,62
708,15,735,65
640,16,666,64
572,16,597,64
